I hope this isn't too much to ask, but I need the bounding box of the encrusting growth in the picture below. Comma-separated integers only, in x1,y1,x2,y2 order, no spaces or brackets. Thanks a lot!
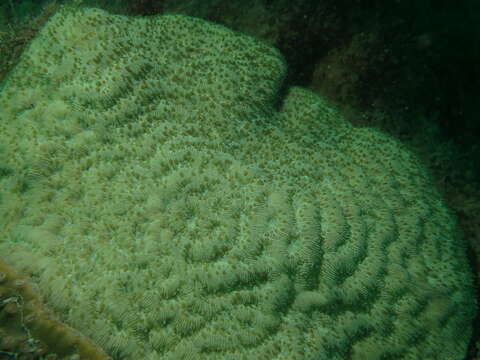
0,6,475,360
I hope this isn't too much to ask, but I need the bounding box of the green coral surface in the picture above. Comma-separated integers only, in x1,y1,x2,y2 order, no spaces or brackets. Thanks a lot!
0,6,475,360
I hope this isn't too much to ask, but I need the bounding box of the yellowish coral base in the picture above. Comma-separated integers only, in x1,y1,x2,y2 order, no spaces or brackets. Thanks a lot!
0,257,110,360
